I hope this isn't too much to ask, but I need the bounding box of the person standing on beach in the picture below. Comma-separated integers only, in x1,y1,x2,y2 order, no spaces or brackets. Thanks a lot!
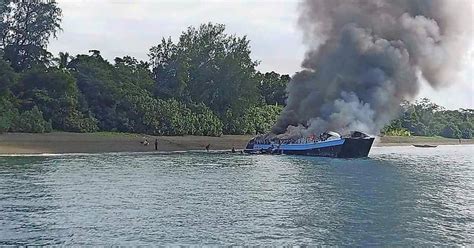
205,144,210,152
155,139,158,151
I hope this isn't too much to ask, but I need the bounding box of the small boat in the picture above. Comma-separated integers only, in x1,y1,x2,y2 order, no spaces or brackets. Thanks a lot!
244,131,375,158
412,144,438,148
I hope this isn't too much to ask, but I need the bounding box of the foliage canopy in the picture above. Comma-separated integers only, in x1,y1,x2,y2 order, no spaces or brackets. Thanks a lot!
1,0,62,71
0,2,471,139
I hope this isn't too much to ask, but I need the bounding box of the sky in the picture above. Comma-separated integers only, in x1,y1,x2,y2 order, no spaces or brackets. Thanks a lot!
49,0,474,109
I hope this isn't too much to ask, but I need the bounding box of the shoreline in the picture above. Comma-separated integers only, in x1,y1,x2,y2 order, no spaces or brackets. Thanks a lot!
0,132,472,155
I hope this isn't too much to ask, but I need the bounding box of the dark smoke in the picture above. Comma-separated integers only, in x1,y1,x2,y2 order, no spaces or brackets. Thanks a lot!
273,0,473,137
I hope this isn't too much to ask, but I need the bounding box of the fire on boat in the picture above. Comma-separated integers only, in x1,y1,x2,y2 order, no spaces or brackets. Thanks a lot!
244,131,375,158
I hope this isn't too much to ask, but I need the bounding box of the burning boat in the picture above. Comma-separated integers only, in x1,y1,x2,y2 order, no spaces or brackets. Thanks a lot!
244,131,374,158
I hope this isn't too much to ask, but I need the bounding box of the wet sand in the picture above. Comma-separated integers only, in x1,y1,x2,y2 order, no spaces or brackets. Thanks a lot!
375,136,473,147
0,132,252,154
0,132,472,154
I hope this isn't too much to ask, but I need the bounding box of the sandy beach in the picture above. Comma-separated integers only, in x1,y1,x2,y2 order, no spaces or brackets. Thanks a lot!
0,132,472,154
0,132,253,154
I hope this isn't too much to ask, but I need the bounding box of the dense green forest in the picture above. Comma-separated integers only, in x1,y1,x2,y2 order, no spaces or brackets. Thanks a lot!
0,0,472,138
383,99,474,139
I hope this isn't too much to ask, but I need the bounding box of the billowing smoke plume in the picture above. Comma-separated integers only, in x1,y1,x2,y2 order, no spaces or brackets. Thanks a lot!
273,0,473,137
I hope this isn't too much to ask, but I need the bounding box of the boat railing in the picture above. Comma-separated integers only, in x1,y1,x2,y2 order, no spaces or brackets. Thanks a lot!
254,137,343,145
252,131,349,146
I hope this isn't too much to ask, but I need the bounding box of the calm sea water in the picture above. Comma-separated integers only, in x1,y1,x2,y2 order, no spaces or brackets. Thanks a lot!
0,145,473,246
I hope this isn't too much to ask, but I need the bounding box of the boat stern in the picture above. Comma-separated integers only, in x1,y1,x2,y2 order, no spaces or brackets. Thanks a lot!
338,132,375,158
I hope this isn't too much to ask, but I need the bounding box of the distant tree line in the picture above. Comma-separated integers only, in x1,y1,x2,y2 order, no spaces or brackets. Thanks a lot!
0,1,472,139
383,99,473,139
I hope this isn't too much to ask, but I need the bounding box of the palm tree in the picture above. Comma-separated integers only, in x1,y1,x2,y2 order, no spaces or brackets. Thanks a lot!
54,52,72,69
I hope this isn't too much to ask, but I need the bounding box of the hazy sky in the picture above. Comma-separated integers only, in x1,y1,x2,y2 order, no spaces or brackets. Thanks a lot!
50,0,473,109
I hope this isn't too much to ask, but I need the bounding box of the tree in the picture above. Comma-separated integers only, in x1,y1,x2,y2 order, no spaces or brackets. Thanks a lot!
68,53,159,133
459,122,473,139
223,104,282,135
384,99,473,139
53,51,72,69
441,123,461,139
10,105,52,133
1,0,62,71
114,56,153,92
154,99,223,136
15,67,97,132
149,23,260,117
257,71,289,105
0,0,6,14
0,95,18,133
68,53,123,131
0,0,7,40
0,56,16,93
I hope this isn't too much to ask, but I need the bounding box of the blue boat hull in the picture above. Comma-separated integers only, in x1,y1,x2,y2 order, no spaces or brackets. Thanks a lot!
244,137,375,158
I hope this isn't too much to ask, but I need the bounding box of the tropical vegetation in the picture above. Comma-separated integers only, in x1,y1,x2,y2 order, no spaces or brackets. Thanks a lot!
0,0,472,139
383,99,473,139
